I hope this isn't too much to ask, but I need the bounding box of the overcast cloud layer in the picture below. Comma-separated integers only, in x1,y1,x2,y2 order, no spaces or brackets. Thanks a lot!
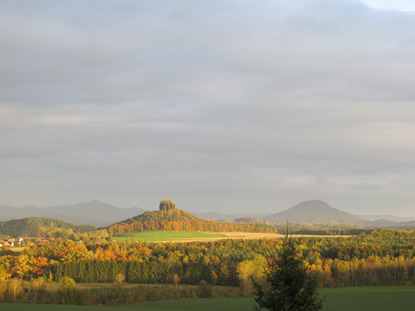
1,0,415,215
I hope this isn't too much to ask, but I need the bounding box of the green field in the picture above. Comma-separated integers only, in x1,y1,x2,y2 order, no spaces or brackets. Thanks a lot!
3,286,415,311
114,231,224,242
320,286,415,311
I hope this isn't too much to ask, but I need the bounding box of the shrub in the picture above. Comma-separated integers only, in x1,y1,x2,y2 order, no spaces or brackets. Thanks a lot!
113,273,125,287
197,280,213,298
31,278,46,291
6,278,23,301
60,276,76,291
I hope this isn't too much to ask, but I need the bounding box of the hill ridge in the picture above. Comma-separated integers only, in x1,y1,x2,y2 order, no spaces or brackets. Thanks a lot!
0,201,147,226
0,217,95,237
108,201,275,235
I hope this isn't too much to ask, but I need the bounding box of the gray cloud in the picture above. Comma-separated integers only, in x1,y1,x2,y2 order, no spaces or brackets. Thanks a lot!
1,0,415,215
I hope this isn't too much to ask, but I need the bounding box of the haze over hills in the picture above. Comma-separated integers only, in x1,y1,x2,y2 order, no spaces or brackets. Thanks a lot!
2,199,415,228
357,215,415,222
265,200,366,225
0,200,146,226
191,211,272,221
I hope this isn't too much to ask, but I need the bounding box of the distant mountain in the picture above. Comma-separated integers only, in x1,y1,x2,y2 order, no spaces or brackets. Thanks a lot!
265,200,366,225
191,211,272,221
0,201,147,226
0,217,95,237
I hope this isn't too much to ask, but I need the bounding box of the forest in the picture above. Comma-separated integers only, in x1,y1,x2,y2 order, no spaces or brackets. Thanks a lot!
1,229,415,292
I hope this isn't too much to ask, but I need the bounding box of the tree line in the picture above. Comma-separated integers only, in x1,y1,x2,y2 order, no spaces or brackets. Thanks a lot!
2,229,415,290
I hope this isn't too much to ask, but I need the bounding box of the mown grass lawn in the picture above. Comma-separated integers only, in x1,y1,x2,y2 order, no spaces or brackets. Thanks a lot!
114,231,223,242
3,286,415,311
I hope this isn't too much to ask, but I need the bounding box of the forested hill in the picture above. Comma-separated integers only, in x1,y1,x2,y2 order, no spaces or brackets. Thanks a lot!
108,200,275,235
0,217,95,238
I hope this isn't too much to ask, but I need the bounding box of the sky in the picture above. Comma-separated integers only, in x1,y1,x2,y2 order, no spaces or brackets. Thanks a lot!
1,0,415,216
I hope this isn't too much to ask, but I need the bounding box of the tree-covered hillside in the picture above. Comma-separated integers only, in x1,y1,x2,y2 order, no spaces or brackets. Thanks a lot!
108,200,275,235
0,217,95,237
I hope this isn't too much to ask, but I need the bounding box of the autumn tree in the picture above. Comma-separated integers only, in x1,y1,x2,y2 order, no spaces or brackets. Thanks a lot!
237,254,266,295
173,273,180,288
253,231,324,311
11,254,32,279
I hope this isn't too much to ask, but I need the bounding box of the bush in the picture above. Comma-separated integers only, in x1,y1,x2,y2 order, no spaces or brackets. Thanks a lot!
6,278,23,301
31,278,46,291
59,276,78,305
197,280,213,298
60,276,76,291
113,273,125,287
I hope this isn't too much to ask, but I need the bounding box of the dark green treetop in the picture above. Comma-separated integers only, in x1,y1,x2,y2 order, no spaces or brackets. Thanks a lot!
253,229,324,311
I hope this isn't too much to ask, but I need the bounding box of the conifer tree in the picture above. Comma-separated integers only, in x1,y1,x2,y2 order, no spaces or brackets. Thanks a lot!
253,228,324,311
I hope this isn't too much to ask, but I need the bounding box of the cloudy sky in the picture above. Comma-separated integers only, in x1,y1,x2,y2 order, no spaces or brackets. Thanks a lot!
1,0,415,215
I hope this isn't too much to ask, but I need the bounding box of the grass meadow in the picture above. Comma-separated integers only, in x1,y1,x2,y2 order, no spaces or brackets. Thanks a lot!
2,286,415,311
113,231,224,242
113,231,344,243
